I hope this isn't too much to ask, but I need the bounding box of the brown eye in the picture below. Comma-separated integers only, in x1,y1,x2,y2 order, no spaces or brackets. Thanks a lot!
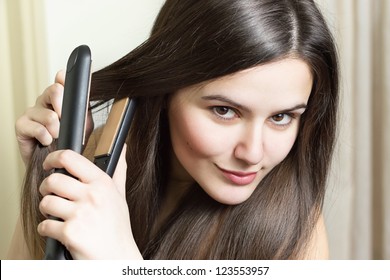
270,113,293,126
272,114,285,122
212,106,237,120
215,107,229,115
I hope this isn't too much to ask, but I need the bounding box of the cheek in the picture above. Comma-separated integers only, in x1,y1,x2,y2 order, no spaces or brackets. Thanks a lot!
265,129,298,166
169,112,226,159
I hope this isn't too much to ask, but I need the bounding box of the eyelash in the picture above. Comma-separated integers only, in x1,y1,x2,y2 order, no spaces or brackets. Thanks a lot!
269,113,297,128
210,106,298,128
211,106,239,120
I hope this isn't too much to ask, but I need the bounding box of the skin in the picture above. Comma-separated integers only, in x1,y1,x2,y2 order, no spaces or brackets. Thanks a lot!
167,58,313,205
8,58,329,259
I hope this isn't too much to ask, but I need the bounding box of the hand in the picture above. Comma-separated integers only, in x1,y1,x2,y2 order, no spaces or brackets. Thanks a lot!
37,146,142,259
15,70,94,166
15,71,65,166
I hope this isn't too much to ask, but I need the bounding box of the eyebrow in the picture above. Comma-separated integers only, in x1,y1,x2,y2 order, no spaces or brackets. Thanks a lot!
276,104,307,114
201,95,251,112
201,94,307,114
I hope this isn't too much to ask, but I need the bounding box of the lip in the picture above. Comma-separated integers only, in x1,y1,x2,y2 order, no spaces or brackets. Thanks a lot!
217,166,258,186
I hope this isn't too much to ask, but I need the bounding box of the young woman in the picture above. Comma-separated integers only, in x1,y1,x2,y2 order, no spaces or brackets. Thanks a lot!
9,0,338,259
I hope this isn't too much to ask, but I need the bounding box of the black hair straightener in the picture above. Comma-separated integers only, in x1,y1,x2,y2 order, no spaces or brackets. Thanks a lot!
43,45,136,260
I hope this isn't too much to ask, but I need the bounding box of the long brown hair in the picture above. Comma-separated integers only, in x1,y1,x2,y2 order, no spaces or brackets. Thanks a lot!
22,0,339,259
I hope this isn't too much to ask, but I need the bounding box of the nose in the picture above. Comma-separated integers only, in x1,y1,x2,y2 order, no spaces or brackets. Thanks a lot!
233,124,264,165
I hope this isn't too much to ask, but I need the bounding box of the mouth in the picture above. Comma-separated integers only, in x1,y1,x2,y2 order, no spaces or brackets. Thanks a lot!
217,166,258,186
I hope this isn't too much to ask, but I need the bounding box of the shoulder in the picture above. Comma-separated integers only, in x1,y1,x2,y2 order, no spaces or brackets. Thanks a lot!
301,213,329,259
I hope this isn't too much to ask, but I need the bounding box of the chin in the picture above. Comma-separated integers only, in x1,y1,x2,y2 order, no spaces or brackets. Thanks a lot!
207,188,254,206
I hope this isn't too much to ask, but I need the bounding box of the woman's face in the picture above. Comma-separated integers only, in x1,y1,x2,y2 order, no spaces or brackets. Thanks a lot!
168,58,313,205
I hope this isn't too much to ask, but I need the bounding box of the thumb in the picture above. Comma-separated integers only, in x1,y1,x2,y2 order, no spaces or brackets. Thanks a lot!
112,144,128,197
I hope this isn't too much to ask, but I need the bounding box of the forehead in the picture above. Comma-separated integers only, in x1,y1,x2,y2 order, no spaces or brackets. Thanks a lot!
173,58,313,110
206,58,312,93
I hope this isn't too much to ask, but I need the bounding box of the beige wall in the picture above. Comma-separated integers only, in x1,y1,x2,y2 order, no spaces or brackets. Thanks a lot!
0,0,52,259
0,0,22,260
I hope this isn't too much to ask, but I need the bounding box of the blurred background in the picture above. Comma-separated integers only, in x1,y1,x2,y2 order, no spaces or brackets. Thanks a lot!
0,0,389,259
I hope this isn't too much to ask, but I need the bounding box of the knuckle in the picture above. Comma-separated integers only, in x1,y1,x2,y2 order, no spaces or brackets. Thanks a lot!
43,110,59,126
33,125,51,144
33,125,47,138
86,189,104,207
51,83,64,96
57,150,73,165
14,116,26,132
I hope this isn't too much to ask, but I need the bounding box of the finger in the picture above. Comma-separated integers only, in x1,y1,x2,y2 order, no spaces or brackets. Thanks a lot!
39,194,75,220
38,219,79,256
112,144,128,197
40,173,84,200
37,219,70,250
36,83,64,118
54,70,65,85
15,115,54,146
25,106,60,139
43,150,105,183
